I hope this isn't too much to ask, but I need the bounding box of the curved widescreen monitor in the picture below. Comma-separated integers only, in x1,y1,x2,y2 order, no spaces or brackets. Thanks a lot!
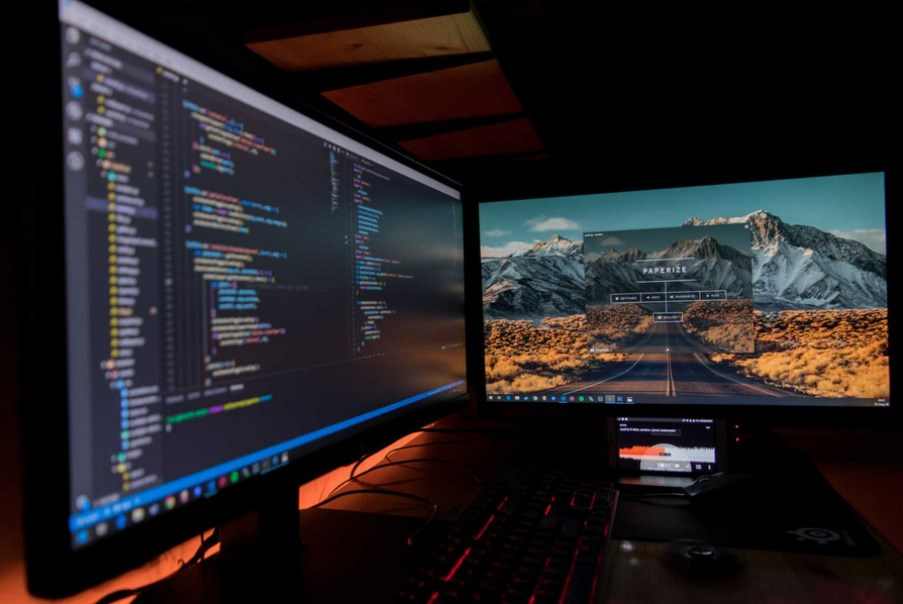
25,0,465,595
479,172,890,410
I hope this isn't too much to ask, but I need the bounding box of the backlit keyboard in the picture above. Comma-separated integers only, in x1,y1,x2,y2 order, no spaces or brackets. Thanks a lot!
400,469,618,603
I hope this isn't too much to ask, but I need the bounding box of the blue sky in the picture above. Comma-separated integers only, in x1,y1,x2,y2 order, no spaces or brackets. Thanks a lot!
480,172,886,257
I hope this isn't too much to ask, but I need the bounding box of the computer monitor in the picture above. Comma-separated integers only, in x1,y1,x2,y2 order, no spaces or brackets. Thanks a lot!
20,0,466,596
479,172,891,413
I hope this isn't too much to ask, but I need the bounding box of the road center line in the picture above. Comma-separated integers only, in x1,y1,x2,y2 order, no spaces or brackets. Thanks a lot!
666,352,676,397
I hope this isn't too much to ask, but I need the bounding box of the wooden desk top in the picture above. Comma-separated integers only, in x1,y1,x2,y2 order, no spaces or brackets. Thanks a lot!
606,540,902,603
319,420,903,603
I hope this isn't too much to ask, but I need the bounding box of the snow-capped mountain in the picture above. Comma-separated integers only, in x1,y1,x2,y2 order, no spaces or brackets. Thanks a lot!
523,233,580,257
481,212,886,319
684,210,886,309
481,235,584,319
585,236,752,307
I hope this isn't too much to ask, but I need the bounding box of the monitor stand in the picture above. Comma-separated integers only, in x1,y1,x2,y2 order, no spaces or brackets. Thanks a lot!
135,482,304,603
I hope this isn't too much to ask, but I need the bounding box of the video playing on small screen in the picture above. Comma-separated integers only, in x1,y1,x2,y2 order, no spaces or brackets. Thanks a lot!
616,417,716,474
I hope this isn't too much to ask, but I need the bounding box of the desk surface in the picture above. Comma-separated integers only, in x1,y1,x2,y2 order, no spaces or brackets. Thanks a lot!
313,415,903,603
607,540,902,603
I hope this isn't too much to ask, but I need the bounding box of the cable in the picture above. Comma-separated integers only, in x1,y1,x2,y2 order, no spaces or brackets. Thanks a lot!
327,466,370,499
327,436,484,500
383,452,485,483
178,528,220,568
336,428,503,497
348,452,369,482
341,428,445,485
326,455,484,500
95,530,219,604
311,489,438,546
343,430,481,483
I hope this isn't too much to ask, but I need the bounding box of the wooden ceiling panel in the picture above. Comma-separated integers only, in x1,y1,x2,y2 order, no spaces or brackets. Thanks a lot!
322,60,521,127
246,12,489,72
400,118,542,161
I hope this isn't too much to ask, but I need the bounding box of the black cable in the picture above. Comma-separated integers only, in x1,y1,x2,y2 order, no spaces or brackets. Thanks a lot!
348,452,369,481
95,530,219,604
337,427,503,496
328,436,485,499
343,430,482,483
326,455,484,499
327,466,370,499
329,447,405,502
341,428,437,486
383,452,485,483
178,528,220,568
311,489,438,546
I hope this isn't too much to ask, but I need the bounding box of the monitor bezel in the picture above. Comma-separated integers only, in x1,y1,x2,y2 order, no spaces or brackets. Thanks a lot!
19,1,469,597
473,165,900,427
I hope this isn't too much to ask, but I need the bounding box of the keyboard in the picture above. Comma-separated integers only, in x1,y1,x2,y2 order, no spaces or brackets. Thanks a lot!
400,468,619,603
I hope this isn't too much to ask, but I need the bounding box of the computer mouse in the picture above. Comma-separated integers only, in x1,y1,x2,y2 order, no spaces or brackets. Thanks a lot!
662,539,744,577
682,472,764,503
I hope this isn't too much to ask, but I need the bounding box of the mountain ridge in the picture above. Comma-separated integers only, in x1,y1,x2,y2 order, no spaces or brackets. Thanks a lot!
482,212,887,319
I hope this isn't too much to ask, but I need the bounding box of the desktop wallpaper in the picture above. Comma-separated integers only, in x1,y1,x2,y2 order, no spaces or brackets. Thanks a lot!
480,173,888,404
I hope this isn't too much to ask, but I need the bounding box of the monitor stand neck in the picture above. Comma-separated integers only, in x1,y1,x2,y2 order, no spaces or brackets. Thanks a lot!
219,480,303,592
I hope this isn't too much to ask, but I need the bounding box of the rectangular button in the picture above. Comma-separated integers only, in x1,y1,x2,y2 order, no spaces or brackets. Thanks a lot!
700,290,727,300
666,292,699,301
610,293,641,303
653,312,683,322
641,293,665,302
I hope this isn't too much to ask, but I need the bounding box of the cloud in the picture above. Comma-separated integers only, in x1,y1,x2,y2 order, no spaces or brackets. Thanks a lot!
484,229,511,237
829,228,886,254
526,216,582,232
481,241,533,258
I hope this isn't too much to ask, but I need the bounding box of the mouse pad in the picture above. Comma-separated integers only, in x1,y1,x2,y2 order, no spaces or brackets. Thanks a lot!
612,476,881,557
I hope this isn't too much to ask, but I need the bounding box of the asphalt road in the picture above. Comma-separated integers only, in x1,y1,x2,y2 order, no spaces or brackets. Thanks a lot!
546,321,790,398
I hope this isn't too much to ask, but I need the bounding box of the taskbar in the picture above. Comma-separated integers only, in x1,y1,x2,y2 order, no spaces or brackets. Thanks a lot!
486,392,888,408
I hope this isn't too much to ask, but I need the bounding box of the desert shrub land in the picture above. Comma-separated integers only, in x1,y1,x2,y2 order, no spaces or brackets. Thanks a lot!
484,304,888,400
484,314,627,393
585,304,653,349
709,308,888,398
682,300,755,353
